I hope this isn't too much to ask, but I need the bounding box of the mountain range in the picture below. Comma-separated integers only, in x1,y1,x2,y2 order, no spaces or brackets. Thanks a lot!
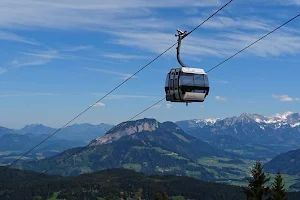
176,112,300,142
0,133,86,165
15,118,236,180
0,123,113,165
3,111,300,191
175,112,300,159
263,148,300,175
16,122,114,142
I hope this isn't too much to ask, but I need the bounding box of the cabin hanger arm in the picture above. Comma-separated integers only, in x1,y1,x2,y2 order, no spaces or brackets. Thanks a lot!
175,29,188,68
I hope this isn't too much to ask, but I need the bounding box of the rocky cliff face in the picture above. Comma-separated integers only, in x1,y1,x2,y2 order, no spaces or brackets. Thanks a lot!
89,118,159,146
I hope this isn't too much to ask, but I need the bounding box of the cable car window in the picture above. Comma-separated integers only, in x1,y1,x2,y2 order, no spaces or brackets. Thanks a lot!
204,74,209,85
180,73,194,86
169,78,173,90
174,78,178,89
194,74,205,86
165,74,169,87
193,89,206,93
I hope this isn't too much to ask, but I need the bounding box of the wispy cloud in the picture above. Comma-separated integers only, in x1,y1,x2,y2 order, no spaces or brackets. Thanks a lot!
210,78,228,84
11,59,50,68
85,67,138,80
272,94,299,102
188,16,273,31
61,45,93,52
0,31,38,45
108,24,300,61
10,50,61,68
0,93,58,98
166,104,173,109
20,50,61,59
279,0,300,5
0,0,221,30
183,8,199,15
101,53,150,60
215,96,228,101
92,93,158,100
10,48,88,68
153,104,173,109
2,1,299,61
0,68,7,75
92,102,106,107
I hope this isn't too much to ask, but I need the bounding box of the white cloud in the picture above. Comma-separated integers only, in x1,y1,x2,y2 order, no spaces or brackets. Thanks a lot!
92,102,106,107
152,104,173,109
10,50,61,68
109,24,300,60
215,96,228,101
0,31,38,45
11,59,51,68
10,48,91,68
280,0,300,5
85,67,138,80
188,16,272,31
102,53,150,60
183,8,200,15
0,93,58,98
2,1,299,62
92,93,158,100
61,45,93,52
0,68,7,75
21,50,61,59
210,78,228,84
166,104,173,109
152,104,163,109
0,0,221,30
1,0,300,75
272,94,298,102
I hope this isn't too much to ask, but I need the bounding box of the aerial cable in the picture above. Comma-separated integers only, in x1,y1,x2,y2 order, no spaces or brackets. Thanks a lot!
0,0,234,173
11,11,300,192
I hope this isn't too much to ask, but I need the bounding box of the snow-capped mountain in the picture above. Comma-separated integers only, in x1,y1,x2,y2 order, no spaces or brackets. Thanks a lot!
175,112,300,145
176,112,300,130
175,118,221,130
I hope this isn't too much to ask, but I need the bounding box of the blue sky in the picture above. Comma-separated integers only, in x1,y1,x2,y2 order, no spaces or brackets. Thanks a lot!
0,0,300,129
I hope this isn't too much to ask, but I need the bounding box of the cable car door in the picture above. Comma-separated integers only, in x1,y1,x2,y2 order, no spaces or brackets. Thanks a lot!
169,71,174,101
173,70,180,100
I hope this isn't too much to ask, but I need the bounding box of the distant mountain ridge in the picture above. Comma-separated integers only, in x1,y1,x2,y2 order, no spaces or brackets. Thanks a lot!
176,112,300,130
11,122,114,142
0,126,15,136
176,112,300,143
15,118,237,180
264,148,300,175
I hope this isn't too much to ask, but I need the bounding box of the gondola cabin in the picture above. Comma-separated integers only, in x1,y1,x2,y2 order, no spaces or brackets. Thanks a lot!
165,67,209,103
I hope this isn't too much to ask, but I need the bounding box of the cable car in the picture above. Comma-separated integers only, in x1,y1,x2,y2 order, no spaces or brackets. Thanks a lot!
165,30,210,105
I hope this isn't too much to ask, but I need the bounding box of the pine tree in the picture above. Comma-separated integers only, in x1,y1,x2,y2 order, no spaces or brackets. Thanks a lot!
244,161,271,200
270,171,288,200
154,192,163,200
162,192,168,200
154,192,168,200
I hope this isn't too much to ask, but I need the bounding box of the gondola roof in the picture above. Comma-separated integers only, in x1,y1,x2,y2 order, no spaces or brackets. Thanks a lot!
181,67,206,74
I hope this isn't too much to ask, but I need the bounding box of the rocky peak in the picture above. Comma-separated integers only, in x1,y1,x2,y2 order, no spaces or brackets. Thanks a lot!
237,113,267,123
90,118,160,146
